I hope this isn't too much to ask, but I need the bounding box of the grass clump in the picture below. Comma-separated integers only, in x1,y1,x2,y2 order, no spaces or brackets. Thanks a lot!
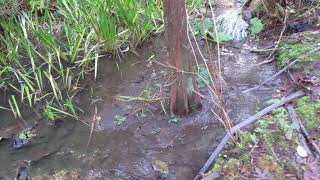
0,0,162,121
296,96,320,130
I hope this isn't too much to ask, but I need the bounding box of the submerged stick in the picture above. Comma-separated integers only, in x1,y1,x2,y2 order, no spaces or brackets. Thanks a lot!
243,47,320,93
193,90,305,180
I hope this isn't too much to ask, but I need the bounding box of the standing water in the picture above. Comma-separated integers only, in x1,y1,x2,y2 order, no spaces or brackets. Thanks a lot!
0,1,282,179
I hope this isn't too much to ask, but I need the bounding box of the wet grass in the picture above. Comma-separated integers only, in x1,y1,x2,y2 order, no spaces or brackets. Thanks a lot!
0,0,162,121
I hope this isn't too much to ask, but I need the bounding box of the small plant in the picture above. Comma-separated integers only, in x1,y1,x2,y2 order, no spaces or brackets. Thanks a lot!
113,114,126,125
8,95,21,119
42,104,61,121
0,0,163,122
196,64,211,88
249,17,264,35
296,96,320,130
169,114,179,123
18,129,36,139
191,18,233,43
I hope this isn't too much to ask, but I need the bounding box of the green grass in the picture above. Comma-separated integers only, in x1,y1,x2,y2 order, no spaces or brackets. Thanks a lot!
0,0,162,121
0,0,205,121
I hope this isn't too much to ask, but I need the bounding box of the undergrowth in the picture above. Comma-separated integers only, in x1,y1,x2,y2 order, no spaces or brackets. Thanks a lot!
0,0,205,121
0,0,162,121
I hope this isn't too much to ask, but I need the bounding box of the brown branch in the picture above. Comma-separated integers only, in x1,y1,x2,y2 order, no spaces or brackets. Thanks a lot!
288,105,320,158
193,90,305,180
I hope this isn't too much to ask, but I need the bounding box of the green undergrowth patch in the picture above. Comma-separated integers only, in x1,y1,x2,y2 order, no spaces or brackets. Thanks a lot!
205,107,304,179
296,96,320,131
249,17,264,35
190,18,233,43
276,32,320,67
0,0,162,121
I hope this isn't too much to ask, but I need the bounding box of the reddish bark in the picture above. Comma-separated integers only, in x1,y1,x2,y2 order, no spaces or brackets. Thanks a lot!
163,0,202,116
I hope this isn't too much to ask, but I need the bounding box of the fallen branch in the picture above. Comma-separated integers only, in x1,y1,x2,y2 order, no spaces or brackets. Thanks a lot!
243,47,320,93
193,90,305,180
288,105,314,156
288,105,320,158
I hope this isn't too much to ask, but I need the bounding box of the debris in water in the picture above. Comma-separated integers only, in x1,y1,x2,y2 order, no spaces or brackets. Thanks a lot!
12,128,36,149
152,160,169,174
215,9,249,40
297,145,308,158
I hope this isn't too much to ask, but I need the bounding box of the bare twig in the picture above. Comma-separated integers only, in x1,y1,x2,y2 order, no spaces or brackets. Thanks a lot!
266,11,289,61
87,105,98,149
243,47,320,93
193,90,305,180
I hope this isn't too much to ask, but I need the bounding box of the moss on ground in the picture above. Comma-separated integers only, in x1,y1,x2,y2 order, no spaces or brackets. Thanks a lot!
276,32,320,67
207,107,304,179
296,96,320,130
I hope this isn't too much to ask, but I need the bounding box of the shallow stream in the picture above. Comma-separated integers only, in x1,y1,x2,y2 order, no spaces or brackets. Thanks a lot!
0,1,284,179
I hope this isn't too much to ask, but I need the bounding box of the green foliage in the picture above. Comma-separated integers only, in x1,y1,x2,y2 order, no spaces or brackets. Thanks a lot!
276,32,320,66
113,115,126,125
187,0,205,13
208,31,233,43
240,131,257,144
249,17,263,35
254,107,299,152
197,64,211,88
296,96,320,130
29,0,50,13
18,129,36,139
42,104,62,121
277,44,311,66
191,18,214,36
191,18,232,43
0,0,162,121
271,107,292,132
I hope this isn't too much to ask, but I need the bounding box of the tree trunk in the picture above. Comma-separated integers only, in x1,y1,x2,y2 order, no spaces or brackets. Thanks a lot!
163,0,202,116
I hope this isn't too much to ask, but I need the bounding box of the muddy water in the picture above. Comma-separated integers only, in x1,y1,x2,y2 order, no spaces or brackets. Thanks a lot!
0,0,284,176
0,33,281,179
